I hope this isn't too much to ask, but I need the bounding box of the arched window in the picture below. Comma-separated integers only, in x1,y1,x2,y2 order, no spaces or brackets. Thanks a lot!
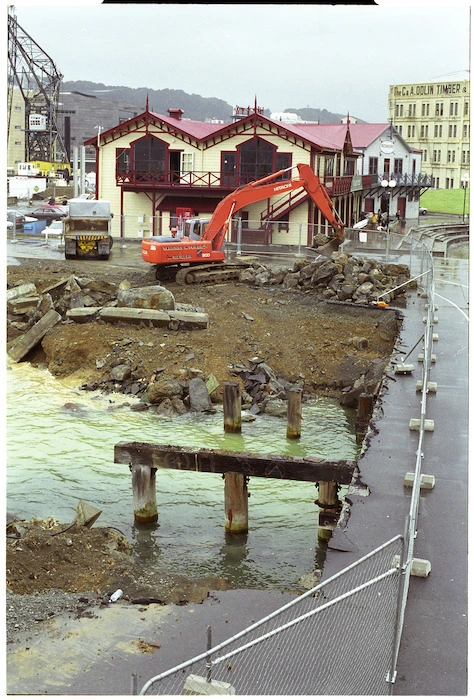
239,137,275,183
132,135,166,175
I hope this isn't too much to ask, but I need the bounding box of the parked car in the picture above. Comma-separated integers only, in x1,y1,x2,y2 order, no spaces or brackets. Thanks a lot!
43,220,64,241
419,207,428,215
30,205,68,222
7,220,13,231
7,209,26,231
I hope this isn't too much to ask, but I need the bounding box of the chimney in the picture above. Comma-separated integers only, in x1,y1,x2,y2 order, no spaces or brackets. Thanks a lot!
168,108,183,120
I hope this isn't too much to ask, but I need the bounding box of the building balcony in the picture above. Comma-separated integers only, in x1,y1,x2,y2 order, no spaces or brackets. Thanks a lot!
115,169,358,196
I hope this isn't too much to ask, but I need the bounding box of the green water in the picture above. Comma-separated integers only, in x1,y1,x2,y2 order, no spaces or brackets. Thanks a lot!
7,361,359,590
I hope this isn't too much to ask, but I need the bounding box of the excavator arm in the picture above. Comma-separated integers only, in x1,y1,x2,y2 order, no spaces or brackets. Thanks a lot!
202,162,345,251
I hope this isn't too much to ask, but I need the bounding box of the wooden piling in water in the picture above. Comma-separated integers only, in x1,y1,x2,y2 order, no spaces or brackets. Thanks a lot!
316,481,340,541
223,382,241,433
355,392,375,443
224,472,249,533
131,464,158,523
286,387,302,439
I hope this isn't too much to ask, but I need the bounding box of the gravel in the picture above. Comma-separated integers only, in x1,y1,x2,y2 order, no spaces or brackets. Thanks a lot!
6,589,104,644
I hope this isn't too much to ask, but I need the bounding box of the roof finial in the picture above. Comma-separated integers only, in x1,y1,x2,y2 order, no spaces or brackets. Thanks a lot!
146,94,149,112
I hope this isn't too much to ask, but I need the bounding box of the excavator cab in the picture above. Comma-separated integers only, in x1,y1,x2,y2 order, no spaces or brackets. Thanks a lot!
183,217,211,241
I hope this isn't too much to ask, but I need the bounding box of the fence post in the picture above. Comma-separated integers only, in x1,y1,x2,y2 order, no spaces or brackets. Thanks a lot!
237,217,242,256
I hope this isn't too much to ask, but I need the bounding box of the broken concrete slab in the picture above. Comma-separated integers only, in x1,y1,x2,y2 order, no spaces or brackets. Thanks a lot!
99,307,171,327
66,307,102,322
6,283,37,302
168,310,209,329
7,309,62,362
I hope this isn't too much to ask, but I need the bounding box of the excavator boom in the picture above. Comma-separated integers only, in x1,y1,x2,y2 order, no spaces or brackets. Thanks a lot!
202,163,344,251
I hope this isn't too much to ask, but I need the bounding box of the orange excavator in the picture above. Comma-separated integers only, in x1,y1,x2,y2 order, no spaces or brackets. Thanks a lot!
141,162,344,284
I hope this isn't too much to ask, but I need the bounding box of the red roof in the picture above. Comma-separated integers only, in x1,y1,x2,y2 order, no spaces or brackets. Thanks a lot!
84,106,393,156
347,124,391,148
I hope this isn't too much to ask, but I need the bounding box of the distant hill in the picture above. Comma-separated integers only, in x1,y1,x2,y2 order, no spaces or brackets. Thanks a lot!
61,81,362,124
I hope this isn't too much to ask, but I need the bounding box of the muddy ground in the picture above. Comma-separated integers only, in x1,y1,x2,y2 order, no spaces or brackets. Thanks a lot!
7,256,402,605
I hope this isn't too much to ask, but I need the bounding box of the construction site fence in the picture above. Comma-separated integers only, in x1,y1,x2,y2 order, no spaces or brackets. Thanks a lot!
135,227,436,696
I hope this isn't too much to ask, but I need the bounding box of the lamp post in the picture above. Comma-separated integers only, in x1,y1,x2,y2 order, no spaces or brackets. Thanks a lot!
380,178,397,228
461,174,469,223
380,178,396,261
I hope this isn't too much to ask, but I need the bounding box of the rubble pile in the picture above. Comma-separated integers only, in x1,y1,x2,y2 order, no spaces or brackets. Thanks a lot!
239,250,411,305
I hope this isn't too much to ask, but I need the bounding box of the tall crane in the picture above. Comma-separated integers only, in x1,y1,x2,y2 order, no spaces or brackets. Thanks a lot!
7,6,68,165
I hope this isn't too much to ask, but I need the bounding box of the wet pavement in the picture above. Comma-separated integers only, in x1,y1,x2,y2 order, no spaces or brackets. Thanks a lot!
6,226,469,695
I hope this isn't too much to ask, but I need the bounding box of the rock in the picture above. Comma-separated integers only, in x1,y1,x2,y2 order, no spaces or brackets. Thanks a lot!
262,397,287,417
350,336,369,350
81,280,118,295
283,272,300,288
117,285,175,311
188,377,214,412
311,260,338,285
146,376,184,403
110,364,132,382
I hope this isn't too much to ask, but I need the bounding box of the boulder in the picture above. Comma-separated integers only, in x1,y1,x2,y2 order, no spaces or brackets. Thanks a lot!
110,364,132,382
188,377,214,412
117,285,175,311
146,376,184,403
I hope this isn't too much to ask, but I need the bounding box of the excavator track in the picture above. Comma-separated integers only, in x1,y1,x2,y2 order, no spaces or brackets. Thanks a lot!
174,263,251,285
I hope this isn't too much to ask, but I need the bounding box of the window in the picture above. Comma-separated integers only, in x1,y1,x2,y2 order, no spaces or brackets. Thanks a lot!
439,125,443,138
464,102,469,116
449,125,452,137
275,152,292,179
132,135,165,174
344,158,355,176
239,137,274,182
324,157,334,177
421,125,425,137
398,125,402,136
408,125,411,137
435,102,444,116
394,158,403,175
450,102,454,116
453,125,457,138
369,157,378,175
422,103,426,117
221,152,237,187
116,147,130,174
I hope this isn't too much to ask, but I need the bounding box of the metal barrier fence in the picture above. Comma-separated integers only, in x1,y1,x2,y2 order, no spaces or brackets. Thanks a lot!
126,227,434,695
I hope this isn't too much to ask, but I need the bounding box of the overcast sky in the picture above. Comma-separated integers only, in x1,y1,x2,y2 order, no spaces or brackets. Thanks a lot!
9,2,471,123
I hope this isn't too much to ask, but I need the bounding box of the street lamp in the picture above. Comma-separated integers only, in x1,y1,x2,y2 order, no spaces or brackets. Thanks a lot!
461,174,469,223
380,178,397,229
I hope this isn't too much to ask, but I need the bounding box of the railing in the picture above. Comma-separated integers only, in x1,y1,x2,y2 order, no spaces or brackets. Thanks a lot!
135,230,437,696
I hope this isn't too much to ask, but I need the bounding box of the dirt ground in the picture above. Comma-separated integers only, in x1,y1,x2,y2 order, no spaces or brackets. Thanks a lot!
6,256,401,602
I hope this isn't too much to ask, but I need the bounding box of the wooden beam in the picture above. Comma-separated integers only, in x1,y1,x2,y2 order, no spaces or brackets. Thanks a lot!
114,442,356,485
